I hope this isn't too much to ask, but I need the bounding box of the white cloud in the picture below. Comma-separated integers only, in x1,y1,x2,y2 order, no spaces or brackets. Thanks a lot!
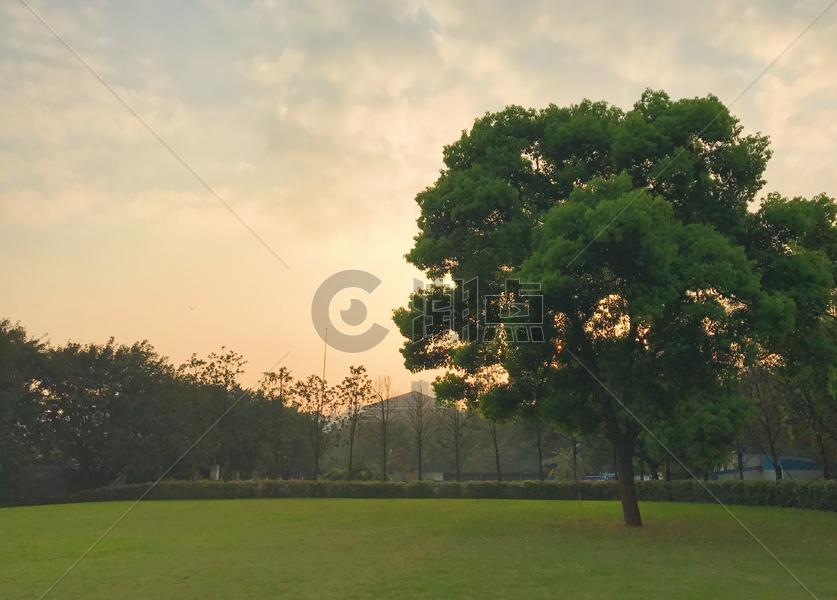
2,0,836,387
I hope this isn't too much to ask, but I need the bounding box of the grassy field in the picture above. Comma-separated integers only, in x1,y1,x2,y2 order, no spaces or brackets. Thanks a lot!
1,499,835,599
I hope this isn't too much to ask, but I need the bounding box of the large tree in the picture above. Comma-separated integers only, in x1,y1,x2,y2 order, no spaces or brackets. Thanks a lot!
748,192,837,477
40,339,178,487
394,90,828,526
177,348,261,480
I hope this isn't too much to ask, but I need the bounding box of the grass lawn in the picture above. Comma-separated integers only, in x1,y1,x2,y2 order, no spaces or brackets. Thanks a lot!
1,499,835,599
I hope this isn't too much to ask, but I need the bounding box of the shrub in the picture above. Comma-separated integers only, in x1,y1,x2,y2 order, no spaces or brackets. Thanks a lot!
5,479,835,511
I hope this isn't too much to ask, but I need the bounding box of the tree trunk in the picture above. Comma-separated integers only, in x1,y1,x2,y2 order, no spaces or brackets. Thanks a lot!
664,457,671,482
617,448,642,527
815,431,831,479
644,451,660,481
347,438,354,481
571,436,578,482
491,427,502,481
769,444,783,480
535,423,544,481
311,413,322,482
735,440,745,481
455,435,461,482
417,439,423,481
381,429,388,482
571,435,580,500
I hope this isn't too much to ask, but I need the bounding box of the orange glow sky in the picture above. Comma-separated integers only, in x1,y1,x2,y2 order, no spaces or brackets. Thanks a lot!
2,1,836,392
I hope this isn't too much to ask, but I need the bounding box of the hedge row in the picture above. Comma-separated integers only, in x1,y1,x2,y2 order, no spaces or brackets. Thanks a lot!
10,479,836,511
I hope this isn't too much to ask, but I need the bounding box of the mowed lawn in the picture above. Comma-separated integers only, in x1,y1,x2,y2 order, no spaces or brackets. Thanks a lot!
1,499,835,599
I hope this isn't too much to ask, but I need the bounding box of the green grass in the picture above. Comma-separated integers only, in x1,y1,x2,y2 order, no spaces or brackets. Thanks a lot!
1,499,835,599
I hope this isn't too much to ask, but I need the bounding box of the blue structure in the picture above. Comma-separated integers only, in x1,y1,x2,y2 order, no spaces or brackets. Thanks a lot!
715,453,824,481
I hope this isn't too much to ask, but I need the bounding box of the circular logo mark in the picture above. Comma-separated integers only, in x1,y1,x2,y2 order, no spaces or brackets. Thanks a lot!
311,269,389,353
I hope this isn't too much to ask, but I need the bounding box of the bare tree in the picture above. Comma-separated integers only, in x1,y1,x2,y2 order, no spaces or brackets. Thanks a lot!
518,360,552,481
292,374,338,481
439,400,474,481
521,403,552,481
406,390,435,480
743,367,788,480
369,376,394,481
787,381,836,479
337,365,373,480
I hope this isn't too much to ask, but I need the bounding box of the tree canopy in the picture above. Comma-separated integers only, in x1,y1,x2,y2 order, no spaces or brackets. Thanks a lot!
394,89,835,526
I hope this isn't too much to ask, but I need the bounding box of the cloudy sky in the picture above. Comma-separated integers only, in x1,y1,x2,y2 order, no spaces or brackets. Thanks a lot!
2,0,836,392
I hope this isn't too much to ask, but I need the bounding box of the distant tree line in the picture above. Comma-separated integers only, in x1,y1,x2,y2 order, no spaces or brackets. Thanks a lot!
0,321,597,497
1,318,834,502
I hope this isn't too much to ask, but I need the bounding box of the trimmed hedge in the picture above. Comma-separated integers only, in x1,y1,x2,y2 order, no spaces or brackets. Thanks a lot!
8,479,836,511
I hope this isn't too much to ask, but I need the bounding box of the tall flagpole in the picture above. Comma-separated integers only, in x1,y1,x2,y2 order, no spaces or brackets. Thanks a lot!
320,327,328,417
321,327,328,382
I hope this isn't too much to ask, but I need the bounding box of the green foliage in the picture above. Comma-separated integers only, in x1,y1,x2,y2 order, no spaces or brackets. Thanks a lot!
38,338,179,488
337,365,373,480
0,320,43,500
396,90,836,526
0,323,319,494
747,191,837,475
20,479,836,511
293,374,339,480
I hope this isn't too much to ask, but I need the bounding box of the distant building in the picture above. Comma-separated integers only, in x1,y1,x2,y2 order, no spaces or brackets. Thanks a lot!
715,453,824,481
410,380,434,397
361,382,435,416
362,382,437,482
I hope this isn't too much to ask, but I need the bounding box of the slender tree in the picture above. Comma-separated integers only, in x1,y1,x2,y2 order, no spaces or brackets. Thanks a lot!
439,401,474,481
743,367,787,480
369,376,394,481
484,418,503,481
178,348,257,480
406,389,435,480
787,381,836,479
293,375,337,481
258,367,293,479
337,365,373,480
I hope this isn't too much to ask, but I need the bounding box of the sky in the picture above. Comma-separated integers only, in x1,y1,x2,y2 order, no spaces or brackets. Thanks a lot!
1,0,836,394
